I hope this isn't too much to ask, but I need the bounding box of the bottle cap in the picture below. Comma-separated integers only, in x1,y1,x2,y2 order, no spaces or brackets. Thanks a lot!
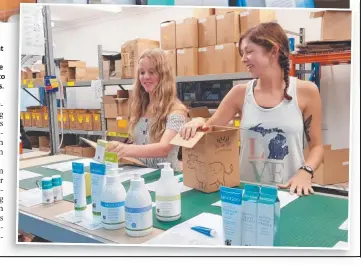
130,174,144,189
158,162,174,178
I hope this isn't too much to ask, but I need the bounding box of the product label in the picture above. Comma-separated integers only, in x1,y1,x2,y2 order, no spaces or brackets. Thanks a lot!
41,180,52,190
155,195,181,219
72,162,84,174
91,163,106,216
198,48,207,52
72,173,87,211
125,205,153,231
101,201,125,225
53,186,63,201
215,45,224,50
198,18,206,23
42,189,54,204
52,177,62,187
177,50,185,54
216,15,224,20
104,152,118,170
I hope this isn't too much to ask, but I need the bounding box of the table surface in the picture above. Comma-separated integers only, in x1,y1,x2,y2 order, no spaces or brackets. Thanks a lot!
18,155,349,246
20,149,50,161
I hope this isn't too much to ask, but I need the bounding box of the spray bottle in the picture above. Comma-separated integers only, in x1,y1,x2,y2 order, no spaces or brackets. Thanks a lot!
125,174,153,237
155,162,181,222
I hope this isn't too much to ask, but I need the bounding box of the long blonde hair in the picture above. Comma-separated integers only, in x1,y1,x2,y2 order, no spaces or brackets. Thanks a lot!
128,48,187,142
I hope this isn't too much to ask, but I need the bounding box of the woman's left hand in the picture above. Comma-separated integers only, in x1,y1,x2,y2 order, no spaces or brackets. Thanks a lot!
277,170,314,196
106,141,128,160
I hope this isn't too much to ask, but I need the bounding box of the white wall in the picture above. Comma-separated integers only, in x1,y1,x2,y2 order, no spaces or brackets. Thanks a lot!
51,6,350,149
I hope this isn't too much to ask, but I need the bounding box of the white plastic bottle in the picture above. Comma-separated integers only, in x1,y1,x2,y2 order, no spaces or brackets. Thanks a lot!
125,174,153,237
41,177,54,204
52,175,63,202
100,168,127,230
155,163,181,222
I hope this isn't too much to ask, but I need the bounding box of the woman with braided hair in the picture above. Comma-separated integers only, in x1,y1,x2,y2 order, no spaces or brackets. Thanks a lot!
180,22,323,196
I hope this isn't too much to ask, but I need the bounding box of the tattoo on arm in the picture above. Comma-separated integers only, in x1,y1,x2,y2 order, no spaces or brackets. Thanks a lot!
304,115,312,142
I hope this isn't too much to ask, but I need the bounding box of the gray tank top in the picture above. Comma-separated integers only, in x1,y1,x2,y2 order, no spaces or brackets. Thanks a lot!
239,76,305,185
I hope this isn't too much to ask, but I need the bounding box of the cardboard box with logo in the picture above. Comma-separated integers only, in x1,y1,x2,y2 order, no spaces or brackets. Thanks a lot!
216,12,240,45
160,21,176,50
239,9,276,35
68,110,78,130
107,117,129,134
57,110,70,130
304,145,349,185
91,110,102,131
310,11,351,41
177,48,198,76
198,15,217,47
176,18,199,49
171,126,240,193
121,39,160,79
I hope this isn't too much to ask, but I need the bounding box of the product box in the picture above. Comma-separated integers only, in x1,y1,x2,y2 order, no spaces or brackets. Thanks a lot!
235,42,248,73
215,8,241,15
102,54,122,79
310,11,351,41
160,21,176,50
256,186,280,247
38,136,50,152
66,145,95,158
239,9,276,35
241,184,260,246
164,49,177,77
91,111,102,131
76,111,86,130
216,12,240,45
198,15,217,47
59,60,86,82
42,112,49,128
68,110,78,130
57,110,70,130
121,39,160,79
193,8,215,19
177,48,198,77
176,18,199,49
102,95,129,118
197,47,213,75
304,145,349,185
86,67,99,80
106,117,129,134
214,43,236,74
83,113,93,131
171,126,240,193
23,112,32,127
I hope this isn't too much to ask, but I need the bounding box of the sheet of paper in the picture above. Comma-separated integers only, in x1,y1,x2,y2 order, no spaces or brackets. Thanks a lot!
56,205,102,231
211,190,299,209
146,180,193,193
339,219,348,231
333,241,349,250
19,170,43,180
91,80,102,100
19,181,74,207
143,213,224,246
42,158,94,172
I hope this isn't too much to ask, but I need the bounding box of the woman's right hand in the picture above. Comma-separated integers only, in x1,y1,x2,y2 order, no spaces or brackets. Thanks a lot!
180,117,208,140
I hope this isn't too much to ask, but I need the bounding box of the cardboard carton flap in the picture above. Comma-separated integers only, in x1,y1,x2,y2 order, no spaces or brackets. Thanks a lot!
170,132,205,149
310,11,325,19
102,95,116,104
189,107,211,118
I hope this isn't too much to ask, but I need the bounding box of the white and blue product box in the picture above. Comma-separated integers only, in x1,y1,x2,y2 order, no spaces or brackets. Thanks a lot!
241,184,260,246
256,186,280,246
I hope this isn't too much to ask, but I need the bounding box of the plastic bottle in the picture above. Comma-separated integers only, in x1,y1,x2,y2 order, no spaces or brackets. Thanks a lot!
125,174,153,237
100,168,127,230
52,175,63,202
41,177,54,204
155,162,181,222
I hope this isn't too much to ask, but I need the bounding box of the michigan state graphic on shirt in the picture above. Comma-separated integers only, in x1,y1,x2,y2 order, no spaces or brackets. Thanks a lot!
247,123,289,184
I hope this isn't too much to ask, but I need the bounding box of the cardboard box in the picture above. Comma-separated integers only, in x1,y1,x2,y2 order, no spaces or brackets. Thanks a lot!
39,136,50,149
171,126,240,193
188,107,211,119
241,184,259,246
198,43,235,75
102,54,122,79
59,60,87,81
215,8,242,15
304,145,349,185
76,111,86,130
83,113,93,131
240,10,276,35
29,136,39,148
68,66,87,81
23,112,32,127
176,18,198,49
216,12,240,45
89,110,102,131
164,49,177,77
198,47,213,75
107,117,129,134
160,21,176,50
310,11,351,41
121,39,160,79
68,110,78,130
66,145,95,158
102,95,129,118
198,16,217,47
193,8,215,19
177,48,198,77
57,111,69,130
235,42,248,73
20,112,25,124
86,67,99,80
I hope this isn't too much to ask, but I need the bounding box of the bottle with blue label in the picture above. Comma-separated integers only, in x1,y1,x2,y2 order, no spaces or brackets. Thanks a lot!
125,174,153,237
100,168,126,230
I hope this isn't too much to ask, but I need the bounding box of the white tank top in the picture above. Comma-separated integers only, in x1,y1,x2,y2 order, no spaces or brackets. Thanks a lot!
239,76,305,185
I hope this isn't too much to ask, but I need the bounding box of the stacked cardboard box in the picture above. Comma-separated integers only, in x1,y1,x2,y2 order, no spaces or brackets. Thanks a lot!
65,145,95,158
103,91,130,134
121,39,160,79
103,54,122,80
59,60,87,82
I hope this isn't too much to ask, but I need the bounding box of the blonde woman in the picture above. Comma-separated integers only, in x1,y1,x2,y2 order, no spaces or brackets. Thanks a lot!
107,48,188,171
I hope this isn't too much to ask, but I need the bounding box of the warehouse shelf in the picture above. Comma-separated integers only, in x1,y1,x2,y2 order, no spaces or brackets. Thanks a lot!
21,72,252,88
24,127,105,136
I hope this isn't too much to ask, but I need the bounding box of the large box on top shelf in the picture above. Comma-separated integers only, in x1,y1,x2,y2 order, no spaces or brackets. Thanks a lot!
160,21,176,50
121,39,160,79
176,18,199,49
59,60,87,82
239,9,276,35
177,48,198,76
216,11,240,45
198,15,217,47
193,8,215,19
102,54,122,79
310,11,351,41
171,126,240,193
